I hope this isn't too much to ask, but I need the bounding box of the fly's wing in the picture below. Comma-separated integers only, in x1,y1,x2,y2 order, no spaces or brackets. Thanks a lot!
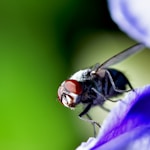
96,43,145,72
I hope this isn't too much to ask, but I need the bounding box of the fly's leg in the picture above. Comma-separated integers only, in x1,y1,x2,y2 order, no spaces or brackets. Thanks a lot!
78,103,100,137
79,103,100,127
78,103,92,118
92,86,129,107
86,113,100,137
105,70,134,93
91,87,118,104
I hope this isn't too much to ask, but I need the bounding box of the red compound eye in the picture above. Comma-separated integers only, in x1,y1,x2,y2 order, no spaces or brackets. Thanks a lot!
64,79,83,94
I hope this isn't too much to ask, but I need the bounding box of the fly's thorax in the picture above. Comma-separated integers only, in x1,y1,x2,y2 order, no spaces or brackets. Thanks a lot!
92,93,105,105
83,77,105,106
70,68,92,81
78,79,100,103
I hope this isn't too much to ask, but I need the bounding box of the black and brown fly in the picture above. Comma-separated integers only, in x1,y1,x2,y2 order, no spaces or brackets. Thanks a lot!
57,43,145,136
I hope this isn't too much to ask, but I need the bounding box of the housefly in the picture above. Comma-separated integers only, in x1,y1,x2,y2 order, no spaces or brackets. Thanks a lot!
57,43,145,135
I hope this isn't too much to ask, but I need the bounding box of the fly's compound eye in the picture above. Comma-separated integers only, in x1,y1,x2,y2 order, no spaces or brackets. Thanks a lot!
57,79,83,108
64,79,83,94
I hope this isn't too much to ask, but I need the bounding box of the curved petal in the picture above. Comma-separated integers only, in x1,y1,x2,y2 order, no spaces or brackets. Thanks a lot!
76,137,96,150
108,0,150,47
93,126,150,150
76,85,150,150
96,85,150,145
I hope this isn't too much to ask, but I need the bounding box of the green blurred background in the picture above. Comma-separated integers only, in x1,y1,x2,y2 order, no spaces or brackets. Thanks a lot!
0,0,150,150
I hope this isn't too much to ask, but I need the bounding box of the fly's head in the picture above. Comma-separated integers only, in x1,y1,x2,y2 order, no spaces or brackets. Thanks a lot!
57,79,83,109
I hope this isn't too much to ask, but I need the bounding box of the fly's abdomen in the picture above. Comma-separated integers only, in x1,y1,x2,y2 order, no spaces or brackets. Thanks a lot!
104,68,132,97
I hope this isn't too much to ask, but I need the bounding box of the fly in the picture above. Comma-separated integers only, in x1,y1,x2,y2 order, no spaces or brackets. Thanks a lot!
57,43,145,136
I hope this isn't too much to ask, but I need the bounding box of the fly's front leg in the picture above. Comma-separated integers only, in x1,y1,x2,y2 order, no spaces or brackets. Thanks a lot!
86,113,100,137
78,103,100,137
78,103,92,118
79,103,100,127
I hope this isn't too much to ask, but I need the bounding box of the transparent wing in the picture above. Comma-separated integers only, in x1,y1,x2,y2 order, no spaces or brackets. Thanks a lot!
96,43,145,71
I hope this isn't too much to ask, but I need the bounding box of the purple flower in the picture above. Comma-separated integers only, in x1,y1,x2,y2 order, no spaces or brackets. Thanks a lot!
76,85,150,150
107,0,150,47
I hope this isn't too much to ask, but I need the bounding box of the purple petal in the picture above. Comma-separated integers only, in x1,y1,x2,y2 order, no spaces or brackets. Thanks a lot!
76,85,150,150
93,126,150,150
76,137,96,150
108,0,150,47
